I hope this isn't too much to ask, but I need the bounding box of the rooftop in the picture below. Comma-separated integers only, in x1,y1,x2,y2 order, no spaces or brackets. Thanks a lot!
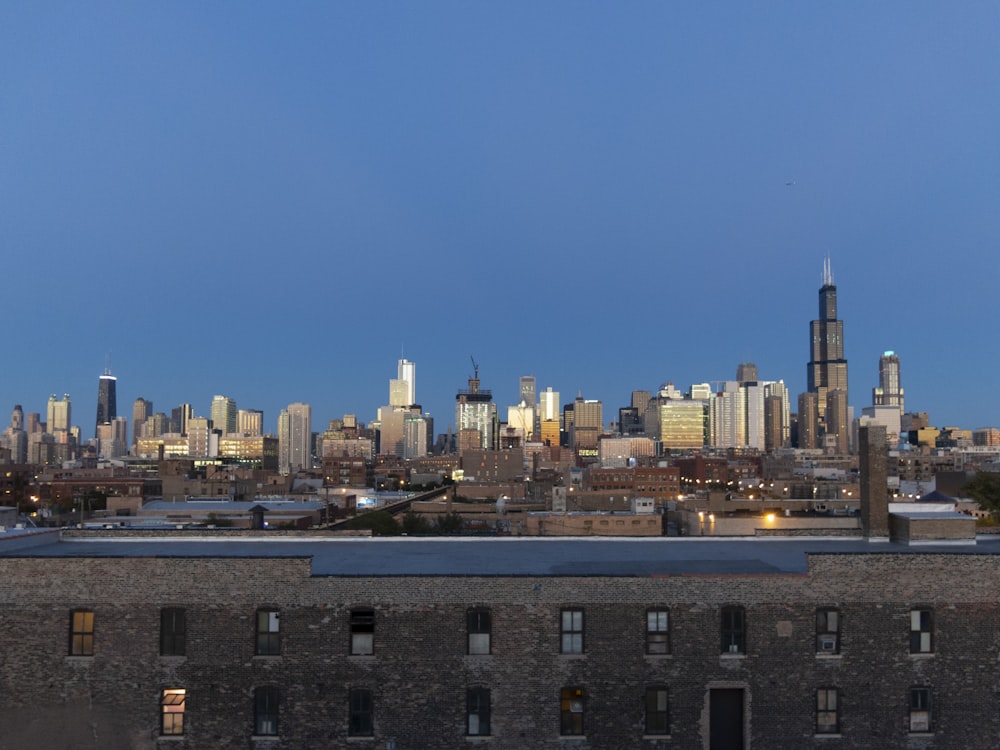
3,531,999,576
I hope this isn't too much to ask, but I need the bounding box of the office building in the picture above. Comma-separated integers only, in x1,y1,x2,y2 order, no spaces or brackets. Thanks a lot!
519,375,537,408
95,369,117,437
46,394,71,434
797,392,819,450
397,358,416,407
806,258,848,420
283,402,312,473
96,416,128,459
237,409,263,437
456,370,496,451
210,396,238,436
186,417,216,458
132,398,151,449
873,351,904,412
736,361,758,384
171,404,193,436
825,389,849,454
539,387,559,422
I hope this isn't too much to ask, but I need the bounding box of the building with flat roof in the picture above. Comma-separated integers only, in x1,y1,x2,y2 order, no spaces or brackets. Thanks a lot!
1,529,1000,748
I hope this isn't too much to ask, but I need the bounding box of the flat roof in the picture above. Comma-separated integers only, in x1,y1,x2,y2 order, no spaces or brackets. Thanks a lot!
3,534,1000,576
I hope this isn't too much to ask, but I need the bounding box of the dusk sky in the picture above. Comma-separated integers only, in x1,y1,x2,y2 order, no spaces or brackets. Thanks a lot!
3,3,999,435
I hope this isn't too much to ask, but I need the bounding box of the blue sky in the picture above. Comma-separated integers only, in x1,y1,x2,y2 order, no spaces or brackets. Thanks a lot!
2,2,998,434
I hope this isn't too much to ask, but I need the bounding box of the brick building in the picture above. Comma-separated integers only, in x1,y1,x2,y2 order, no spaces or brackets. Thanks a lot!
2,530,1000,748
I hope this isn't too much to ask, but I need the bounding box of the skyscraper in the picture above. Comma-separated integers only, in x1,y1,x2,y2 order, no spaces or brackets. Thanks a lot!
132,398,151,448
95,369,117,437
237,409,263,437
455,369,496,451
736,362,758,384
210,395,238,435
872,351,904,412
397,358,416,407
283,402,312,474
47,394,71,433
807,258,848,421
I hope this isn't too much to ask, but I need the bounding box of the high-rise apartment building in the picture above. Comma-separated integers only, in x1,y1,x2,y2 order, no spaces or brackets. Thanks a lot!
872,351,904,412
47,394,71,433
132,398,151,448
825,389,850,455
807,258,848,420
210,395,238,435
237,409,263,437
797,392,819,449
186,416,216,458
95,369,117,437
736,362,758,384
281,402,312,474
539,387,560,422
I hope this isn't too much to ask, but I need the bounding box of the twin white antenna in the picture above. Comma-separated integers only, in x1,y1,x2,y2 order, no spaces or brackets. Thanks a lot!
822,256,834,287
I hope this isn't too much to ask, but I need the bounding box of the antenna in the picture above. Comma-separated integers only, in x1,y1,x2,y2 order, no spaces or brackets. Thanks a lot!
823,256,834,287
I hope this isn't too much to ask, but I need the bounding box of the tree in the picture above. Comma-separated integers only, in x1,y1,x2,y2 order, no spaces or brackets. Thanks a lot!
401,511,432,535
963,472,1000,519
344,510,401,536
435,511,465,534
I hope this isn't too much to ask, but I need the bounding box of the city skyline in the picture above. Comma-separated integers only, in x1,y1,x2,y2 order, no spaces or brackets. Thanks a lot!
4,4,999,430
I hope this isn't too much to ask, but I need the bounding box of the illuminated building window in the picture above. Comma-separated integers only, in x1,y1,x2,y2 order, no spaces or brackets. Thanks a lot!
560,687,585,735
161,688,186,736
816,688,839,734
69,609,94,656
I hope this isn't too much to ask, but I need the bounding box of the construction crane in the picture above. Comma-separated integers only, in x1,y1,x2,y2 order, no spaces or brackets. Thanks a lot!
470,355,479,380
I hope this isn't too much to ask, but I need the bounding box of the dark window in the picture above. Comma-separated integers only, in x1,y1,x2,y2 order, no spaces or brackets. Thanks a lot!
561,609,584,654
644,686,670,735
160,608,186,657
350,609,375,655
254,686,279,736
255,609,280,656
721,606,745,654
161,688,186,736
910,609,933,654
69,609,94,656
349,688,373,736
467,608,491,655
910,687,932,732
466,687,491,736
560,687,585,735
816,608,839,654
816,688,839,734
646,609,670,654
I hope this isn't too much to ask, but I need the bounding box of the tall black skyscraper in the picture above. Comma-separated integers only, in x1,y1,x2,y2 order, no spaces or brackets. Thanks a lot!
807,258,848,417
95,369,117,436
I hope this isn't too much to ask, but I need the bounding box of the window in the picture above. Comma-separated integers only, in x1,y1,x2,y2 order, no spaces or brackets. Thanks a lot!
644,686,670,735
161,688,186,736
350,609,375,655
349,688,373,736
816,688,839,734
256,609,280,656
466,687,491,736
560,687,585,735
816,609,839,654
909,687,932,732
910,609,933,654
254,686,279,736
69,609,94,656
160,608,186,657
721,606,745,654
561,608,584,654
467,608,491,655
646,609,670,655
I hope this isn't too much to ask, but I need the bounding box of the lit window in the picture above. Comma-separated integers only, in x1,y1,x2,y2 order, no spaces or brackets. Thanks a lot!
350,609,375,655
909,687,932,732
816,609,839,654
161,688,186,736
349,688,373,736
256,609,280,656
816,688,839,734
561,609,584,654
69,609,94,656
466,687,491,736
646,609,670,655
910,609,933,654
254,686,279,736
560,687,585,735
721,606,745,654
160,608,186,657
644,686,670,735
467,608,491,655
